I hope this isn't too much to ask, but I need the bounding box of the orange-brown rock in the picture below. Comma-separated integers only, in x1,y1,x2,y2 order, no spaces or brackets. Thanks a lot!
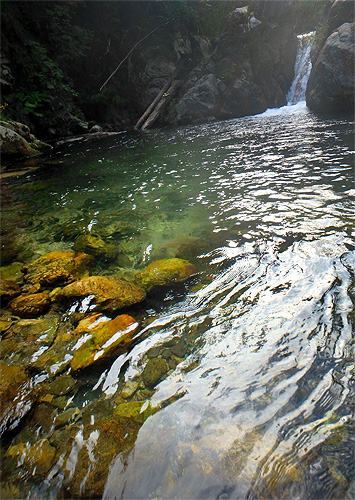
9,292,50,318
71,314,139,371
0,278,21,301
56,275,146,312
22,251,93,287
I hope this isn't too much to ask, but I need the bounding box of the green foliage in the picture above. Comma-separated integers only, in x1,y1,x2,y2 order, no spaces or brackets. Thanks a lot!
15,91,51,118
90,87,124,107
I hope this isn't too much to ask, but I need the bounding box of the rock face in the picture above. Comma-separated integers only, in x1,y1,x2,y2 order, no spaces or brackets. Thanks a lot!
166,2,297,124
306,21,354,114
56,275,146,312
306,0,354,115
70,314,139,371
22,251,93,287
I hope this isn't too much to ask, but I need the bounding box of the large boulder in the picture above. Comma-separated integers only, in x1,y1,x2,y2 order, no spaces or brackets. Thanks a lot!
306,22,354,114
135,258,198,292
70,314,139,371
22,251,93,287
0,120,51,158
55,275,146,312
175,74,221,123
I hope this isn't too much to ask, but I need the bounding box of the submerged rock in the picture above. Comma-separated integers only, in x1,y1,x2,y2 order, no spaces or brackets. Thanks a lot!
0,262,24,283
73,233,118,259
22,251,93,287
135,258,198,292
5,439,56,476
0,362,35,434
9,292,50,318
142,357,168,387
0,278,21,302
70,314,139,371
56,275,146,312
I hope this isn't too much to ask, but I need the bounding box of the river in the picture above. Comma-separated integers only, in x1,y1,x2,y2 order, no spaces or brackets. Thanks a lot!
1,38,354,500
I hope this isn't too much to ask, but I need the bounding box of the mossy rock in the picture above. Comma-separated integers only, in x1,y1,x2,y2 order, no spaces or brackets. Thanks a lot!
0,278,21,302
56,275,146,312
22,251,93,287
142,357,168,387
0,262,24,283
0,362,28,414
0,362,36,433
47,374,77,396
135,258,198,292
70,314,139,372
5,439,56,476
114,401,157,423
73,233,118,259
9,292,50,318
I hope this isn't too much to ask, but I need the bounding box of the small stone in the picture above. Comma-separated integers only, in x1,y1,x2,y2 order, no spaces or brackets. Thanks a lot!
171,339,187,358
54,407,80,428
48,374,76,396
9,292,50,318
121,380,139,399
142,358,168,388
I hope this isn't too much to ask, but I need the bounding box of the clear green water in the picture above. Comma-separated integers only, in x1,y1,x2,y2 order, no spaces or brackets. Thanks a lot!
1,107,354,499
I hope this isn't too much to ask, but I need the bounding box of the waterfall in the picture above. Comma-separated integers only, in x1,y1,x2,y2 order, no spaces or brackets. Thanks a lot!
286,31,315,105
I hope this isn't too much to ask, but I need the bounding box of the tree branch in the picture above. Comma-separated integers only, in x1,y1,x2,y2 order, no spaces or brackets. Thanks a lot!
99,21,169,93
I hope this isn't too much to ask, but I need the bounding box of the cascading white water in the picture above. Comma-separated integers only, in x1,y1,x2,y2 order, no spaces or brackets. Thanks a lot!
256,31,314,117
286,31,315,105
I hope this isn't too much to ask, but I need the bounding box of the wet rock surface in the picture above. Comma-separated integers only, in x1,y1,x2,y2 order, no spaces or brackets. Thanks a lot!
56,275,146,312
22,251,93,287
70,314,139,371
135,258,198,292
9,291,50,318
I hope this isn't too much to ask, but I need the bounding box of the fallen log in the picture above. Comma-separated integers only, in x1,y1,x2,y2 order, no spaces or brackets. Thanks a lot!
141,80,181,130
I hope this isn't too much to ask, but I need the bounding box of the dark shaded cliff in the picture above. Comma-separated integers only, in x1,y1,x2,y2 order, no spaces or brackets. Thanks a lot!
0,0,337,140
306,0,355,115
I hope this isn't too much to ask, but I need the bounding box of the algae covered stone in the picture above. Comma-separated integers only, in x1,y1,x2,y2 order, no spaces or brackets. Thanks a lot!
135,258,198,292
142,357,168,387
0,278,21,302
22,251,93,287
56,275,146,312
9,292,50,318
0,362,35,434
5,439,56,476
71,314,139,371
73,233,118,259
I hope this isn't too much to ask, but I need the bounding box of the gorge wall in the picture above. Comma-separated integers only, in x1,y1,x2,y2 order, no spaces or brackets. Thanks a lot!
1,0,352,141
306,0,355,115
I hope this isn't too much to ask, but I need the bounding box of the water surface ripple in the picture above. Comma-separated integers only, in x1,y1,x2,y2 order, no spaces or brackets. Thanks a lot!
2,108,354,499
